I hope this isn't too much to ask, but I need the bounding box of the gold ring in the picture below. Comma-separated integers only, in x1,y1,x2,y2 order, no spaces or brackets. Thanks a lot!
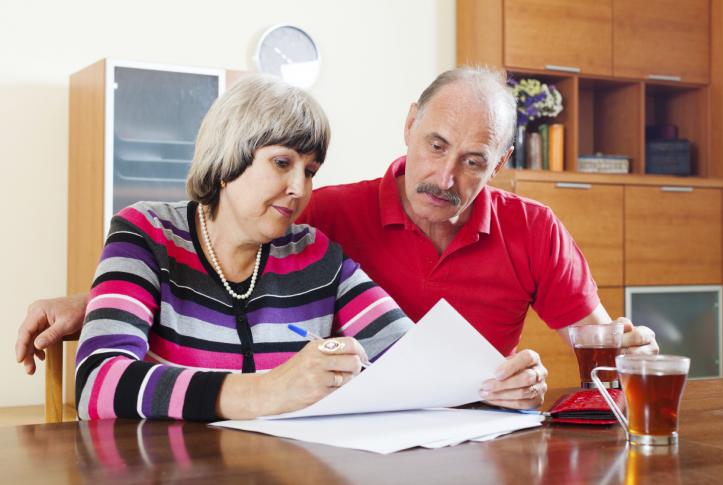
533,366,543,383
331,372,343,387
319,339,346,353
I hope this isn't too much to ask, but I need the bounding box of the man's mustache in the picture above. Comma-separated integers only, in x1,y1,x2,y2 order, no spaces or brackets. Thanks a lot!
416,183,461,206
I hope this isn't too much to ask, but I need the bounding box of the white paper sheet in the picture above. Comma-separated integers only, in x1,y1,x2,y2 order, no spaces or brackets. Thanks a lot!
422,430,511,448
212,409,543,454
267,299,506,419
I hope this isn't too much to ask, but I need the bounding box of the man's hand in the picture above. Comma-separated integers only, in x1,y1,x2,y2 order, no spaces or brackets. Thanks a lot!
15,294,88,375
615,317,659,355
559,305,660,355
479,349,548,409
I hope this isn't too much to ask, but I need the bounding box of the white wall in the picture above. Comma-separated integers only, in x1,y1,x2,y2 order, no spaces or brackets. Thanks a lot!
0,0,456,406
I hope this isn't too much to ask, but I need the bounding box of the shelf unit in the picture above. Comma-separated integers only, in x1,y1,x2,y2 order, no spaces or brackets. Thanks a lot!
458,0,716,178
458,0,723,388
505,69,708,175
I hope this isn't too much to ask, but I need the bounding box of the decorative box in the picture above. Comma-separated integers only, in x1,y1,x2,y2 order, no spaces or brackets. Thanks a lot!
577,154,629,174
645,140,691,176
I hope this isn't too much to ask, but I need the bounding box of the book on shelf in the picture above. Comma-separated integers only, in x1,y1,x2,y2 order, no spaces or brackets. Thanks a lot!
527,132,542,170
538,124,549,170
514,125,526,169
577,154,629,174
548,123,564,172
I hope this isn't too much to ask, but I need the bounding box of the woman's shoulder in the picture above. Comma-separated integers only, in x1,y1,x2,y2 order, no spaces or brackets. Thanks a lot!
270,223,329,248
268,224,341,263
113,201,193,240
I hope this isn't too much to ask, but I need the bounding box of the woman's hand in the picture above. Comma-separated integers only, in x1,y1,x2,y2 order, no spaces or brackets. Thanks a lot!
16,294,88,374
216,337,369,419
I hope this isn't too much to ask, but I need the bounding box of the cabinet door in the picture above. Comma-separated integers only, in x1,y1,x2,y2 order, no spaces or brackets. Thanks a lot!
516,181,624,287
504,0,612,75
613,0,709,84
518,288,623,389
111,66,220,221
625,186,722,285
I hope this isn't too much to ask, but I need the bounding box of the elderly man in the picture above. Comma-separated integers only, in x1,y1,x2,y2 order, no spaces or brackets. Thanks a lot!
16,67,657,409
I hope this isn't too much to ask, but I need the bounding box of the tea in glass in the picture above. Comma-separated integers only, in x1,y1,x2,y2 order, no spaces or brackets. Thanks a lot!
569,323,624,388
618,355,689,444
592,354,690,446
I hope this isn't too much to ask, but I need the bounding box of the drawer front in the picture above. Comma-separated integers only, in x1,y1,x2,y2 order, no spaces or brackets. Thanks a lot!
625,186,722,285
516,181,624,287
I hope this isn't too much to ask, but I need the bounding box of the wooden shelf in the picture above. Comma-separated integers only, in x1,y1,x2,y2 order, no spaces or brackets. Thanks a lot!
645,84,710,176
578,78,644,173
508,70,578,170
493,168,723,188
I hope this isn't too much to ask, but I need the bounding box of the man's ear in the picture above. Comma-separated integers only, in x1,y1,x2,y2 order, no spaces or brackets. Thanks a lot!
403,103,418,146
491,146,514,179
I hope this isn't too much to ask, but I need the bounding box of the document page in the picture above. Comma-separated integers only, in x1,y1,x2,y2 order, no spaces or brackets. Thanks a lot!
212,300,543,453
268,298,505,418
213,408,543,454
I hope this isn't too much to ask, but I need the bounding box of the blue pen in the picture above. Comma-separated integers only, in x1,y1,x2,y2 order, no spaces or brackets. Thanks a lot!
287,324,372,368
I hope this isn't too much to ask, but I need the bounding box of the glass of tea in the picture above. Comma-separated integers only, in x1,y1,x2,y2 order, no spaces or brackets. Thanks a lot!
592,354,690,446
568,323,624,389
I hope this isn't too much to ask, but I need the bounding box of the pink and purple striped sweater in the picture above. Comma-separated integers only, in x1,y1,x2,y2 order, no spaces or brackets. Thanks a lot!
75,201,412,421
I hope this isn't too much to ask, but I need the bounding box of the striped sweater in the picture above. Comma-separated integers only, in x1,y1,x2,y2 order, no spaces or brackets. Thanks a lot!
75,201,412,421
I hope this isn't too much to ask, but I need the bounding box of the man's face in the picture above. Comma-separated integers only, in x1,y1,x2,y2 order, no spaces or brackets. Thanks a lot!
402,82,512,227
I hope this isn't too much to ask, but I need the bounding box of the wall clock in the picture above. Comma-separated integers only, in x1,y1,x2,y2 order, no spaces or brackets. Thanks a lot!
254,24,321,89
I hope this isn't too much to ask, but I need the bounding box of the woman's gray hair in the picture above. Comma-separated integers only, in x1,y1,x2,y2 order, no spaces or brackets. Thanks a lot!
186,73,330,217
416,66,517,153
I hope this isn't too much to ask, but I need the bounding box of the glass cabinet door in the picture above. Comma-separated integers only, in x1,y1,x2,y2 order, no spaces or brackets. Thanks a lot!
110,64,221,217
626,286,722,378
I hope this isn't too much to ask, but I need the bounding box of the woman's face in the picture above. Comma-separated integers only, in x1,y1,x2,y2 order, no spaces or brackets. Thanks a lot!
218,145,321,244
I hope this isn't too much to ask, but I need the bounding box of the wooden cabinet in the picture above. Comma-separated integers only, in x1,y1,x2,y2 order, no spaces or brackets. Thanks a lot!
504,0,612,76
613,0,710,84
66,59,240,407
518,288,623,389
504,170,723,388
457,0,715,177
515,181,623,286
625,186,722,285
501,0,710,82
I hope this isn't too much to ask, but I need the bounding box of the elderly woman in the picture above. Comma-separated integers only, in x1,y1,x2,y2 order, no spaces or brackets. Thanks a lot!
74,74,412,421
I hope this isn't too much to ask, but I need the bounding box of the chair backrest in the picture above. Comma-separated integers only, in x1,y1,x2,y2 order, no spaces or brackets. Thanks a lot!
45,333,80,423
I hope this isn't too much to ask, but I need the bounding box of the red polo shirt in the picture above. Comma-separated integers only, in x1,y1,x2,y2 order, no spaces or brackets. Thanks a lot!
299,157,599,356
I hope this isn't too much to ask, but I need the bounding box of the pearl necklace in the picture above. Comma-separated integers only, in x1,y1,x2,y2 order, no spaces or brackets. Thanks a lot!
198,205,262,300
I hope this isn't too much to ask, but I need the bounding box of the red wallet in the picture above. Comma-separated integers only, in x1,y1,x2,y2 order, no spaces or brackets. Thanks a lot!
546,389,626,425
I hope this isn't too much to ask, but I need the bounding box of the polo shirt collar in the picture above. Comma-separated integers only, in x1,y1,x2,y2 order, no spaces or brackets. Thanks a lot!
378,156,492,235
379,156,408,227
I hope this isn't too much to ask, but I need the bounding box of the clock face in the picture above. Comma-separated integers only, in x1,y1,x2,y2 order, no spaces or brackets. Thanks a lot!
256,25,320,89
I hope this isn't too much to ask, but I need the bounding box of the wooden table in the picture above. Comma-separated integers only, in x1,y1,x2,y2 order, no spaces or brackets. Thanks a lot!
2,379,721,484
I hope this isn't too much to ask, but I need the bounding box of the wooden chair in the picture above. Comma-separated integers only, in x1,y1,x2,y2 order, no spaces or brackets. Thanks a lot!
45,333,80,423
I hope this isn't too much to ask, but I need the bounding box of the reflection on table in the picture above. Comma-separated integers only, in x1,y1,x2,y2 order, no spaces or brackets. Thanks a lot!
3,379,721,484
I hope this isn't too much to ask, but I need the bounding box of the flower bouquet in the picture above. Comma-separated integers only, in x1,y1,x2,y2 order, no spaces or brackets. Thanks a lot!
509,78,563,126
508,78,564,169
